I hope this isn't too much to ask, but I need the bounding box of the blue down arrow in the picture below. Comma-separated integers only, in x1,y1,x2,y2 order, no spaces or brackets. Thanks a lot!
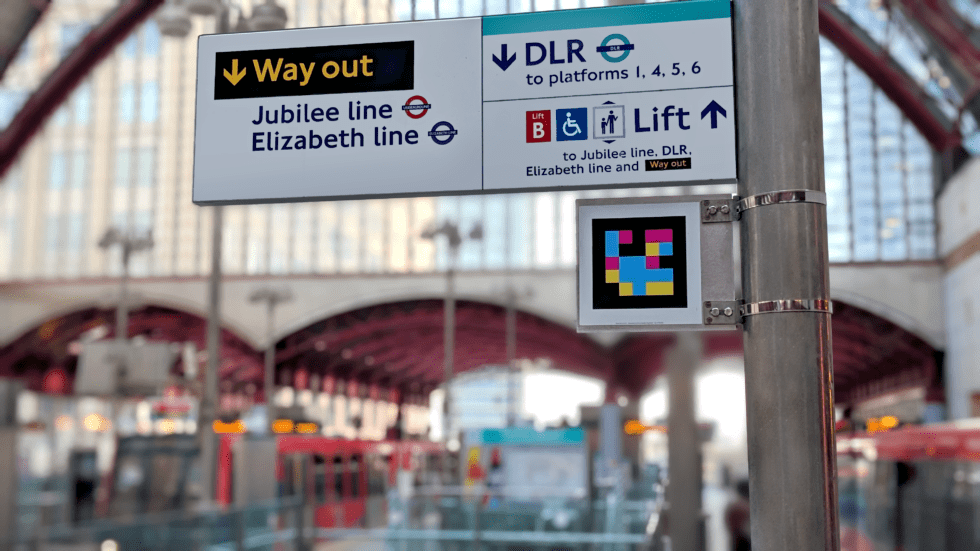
492,44,517,71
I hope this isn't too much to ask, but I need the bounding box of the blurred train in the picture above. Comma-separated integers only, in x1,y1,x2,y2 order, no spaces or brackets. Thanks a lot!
97,431,444,529
217,434,444,528
837,420,980,551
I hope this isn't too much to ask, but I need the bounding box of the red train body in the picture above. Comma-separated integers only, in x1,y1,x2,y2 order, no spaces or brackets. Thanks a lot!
837,421,980,551
217,435,444,529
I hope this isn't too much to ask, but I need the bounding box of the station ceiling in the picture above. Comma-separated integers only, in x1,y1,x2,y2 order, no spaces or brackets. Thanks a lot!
0,0,48,81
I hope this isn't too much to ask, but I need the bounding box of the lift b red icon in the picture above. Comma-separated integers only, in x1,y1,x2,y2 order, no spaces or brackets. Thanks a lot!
526,110,551,143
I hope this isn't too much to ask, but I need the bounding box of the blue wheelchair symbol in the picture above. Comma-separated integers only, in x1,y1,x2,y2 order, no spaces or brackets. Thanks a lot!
556,108,588,142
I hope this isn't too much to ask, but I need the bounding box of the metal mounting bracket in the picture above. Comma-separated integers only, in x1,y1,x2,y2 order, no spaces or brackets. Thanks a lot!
701,198,739,223
740,299,833,317
736,190,826,214
703,300,742,325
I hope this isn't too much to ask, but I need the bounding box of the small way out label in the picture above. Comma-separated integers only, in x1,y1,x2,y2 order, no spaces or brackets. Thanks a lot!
646,157,691,171
214,41,415,100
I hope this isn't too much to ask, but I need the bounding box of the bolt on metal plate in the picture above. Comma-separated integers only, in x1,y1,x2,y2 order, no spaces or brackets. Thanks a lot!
701,198,738,223
703,300,742,325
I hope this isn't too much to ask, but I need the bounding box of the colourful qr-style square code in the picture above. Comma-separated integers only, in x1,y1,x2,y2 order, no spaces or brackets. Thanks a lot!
605,229,674,296
592,216,686,311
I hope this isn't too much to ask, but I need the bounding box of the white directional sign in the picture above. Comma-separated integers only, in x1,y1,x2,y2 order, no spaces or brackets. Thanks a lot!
482,3,736,190
193,1,735,205
193,19,483,204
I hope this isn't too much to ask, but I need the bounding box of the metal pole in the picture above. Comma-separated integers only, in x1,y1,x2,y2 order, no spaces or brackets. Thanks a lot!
265,300,276,428
666,332,702,551
201,205,224,505
442,252,456,483
114,245,131,438
505,288,516,427
116,246,130,344
198,5,234,507
250,288,291,429
734,0,839,550
0,379,22,547
296,460,309,551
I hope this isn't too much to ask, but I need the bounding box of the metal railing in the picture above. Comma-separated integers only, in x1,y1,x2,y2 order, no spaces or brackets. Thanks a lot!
8,487,666,551
318,487,665,551
7,496,307,551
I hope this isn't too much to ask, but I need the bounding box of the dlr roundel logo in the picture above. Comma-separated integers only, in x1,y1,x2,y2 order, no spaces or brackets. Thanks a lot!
526,110,551,143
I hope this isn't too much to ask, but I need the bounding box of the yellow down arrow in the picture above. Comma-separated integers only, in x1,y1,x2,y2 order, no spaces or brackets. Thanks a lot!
223,59,246,86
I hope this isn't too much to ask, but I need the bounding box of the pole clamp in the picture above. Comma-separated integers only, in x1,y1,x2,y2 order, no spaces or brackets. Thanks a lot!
737,190,826,214
740,299,833,317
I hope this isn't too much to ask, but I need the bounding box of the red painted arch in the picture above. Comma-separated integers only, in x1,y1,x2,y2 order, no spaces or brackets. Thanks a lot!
275,299,614,401
612,299,942,405
0,305,260,394
0,0,164,179
0,297,944,408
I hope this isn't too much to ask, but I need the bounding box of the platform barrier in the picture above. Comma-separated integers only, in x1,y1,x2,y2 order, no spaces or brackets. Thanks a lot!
6,497,305,551
315,488,664,551
5,488,664,551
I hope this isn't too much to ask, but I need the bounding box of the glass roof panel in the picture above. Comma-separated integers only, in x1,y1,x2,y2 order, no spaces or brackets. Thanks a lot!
0,0,120,132
949,0,980,28
832,0,963,122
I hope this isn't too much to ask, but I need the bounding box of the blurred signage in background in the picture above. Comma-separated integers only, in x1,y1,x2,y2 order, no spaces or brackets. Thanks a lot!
193,1,735,205
463,427,589,500
150,393,194,420
623,419,667,435
627,418,715,442
866,415,900,433
76,341,175,396
213,419,247,434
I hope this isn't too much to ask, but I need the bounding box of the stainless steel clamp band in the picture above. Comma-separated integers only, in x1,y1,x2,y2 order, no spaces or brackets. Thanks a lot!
740,299,833,317
737,190,827,213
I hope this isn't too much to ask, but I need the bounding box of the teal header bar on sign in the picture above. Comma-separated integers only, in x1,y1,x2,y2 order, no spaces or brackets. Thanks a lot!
478,427,585,445
482,0,732,36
